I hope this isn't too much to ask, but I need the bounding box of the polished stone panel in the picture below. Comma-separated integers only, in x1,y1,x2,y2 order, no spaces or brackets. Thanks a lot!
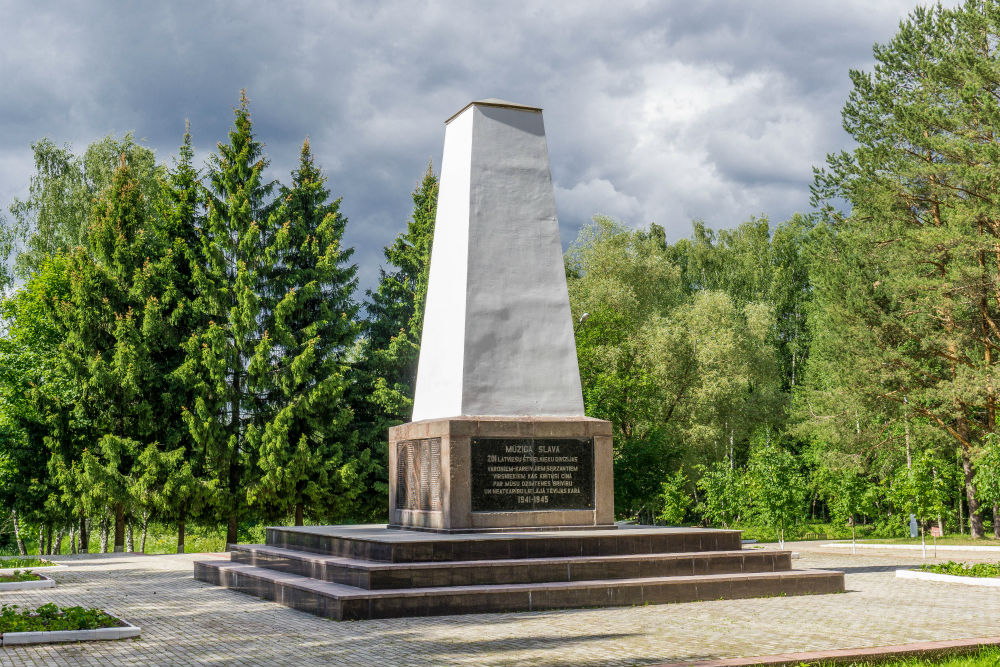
469,437,594,512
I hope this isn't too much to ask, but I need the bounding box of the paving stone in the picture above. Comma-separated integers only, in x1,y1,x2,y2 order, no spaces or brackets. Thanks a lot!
0,543,997,665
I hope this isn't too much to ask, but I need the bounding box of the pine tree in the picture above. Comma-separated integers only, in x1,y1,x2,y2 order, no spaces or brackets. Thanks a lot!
810,0,1000,537
180,91,277,546
352,165,437,519
248,139,366,525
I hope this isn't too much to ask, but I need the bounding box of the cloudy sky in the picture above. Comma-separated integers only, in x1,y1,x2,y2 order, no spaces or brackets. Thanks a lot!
1,1,942,293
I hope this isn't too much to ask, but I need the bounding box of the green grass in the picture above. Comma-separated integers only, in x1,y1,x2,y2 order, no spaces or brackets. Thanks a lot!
0,556,57,568
0,603,124,632
919,561,1000,577
851,535,1000,547
799,646,1000,665
0,570,42,582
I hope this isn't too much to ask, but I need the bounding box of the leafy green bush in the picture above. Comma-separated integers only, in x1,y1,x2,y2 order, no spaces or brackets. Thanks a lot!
0,604,123,632
0,570,41,582
919,561,1000,578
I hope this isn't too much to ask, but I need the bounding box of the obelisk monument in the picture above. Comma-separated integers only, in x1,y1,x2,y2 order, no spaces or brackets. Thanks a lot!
388,99,613,532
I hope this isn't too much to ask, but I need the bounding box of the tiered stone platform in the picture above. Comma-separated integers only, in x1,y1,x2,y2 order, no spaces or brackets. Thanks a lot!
193,524,844,620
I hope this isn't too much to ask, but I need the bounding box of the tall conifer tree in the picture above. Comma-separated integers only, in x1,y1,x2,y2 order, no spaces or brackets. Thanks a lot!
248,139,366,524
181,92,277,546
59,155,157,551
352,165,437,518
144,124,214,552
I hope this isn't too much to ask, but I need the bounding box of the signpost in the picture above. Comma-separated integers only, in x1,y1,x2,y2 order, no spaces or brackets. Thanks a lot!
930,525,942,557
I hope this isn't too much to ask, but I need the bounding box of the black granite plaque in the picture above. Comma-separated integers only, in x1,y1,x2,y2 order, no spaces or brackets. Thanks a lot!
470,437,594,512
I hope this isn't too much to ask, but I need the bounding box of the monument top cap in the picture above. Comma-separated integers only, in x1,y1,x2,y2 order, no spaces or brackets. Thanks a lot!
445,98,542,124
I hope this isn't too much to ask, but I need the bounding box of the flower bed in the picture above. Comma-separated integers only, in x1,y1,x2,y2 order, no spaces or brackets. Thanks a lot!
919,561,1000,578
0,572,54,592
0,604,139,645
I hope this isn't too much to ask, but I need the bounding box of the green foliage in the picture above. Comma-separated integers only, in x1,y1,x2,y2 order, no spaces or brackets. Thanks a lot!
695,460,747,528
890,449,951,532
0,603,123,632
806,0,1000,538
568,217,785,519
657,468,691,525
0,557,54,568
919,560,1000,578
180,91,279,544
248,138,366,524
0,570,42,582
352,164,438,520
744,433,807,546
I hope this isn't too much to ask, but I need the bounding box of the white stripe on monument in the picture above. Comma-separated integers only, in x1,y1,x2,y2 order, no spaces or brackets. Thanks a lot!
412,99,584,420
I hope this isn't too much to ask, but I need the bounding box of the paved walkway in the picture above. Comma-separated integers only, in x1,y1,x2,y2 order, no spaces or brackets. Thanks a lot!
0,542,999,666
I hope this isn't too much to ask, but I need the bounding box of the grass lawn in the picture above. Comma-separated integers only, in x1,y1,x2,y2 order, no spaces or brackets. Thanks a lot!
802,647,1000,666
0,556,57,568
849,536,1000,547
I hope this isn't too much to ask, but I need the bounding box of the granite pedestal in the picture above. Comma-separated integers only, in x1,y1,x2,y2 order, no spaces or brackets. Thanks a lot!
389,417,614,533
194,524,845,620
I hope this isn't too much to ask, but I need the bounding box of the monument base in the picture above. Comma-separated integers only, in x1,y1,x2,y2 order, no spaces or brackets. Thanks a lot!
194,524,846,620
388,417,614,533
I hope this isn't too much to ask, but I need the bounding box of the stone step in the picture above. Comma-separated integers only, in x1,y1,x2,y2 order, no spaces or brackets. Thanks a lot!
265,524,743,562
194,560,845,621
230,544,792,589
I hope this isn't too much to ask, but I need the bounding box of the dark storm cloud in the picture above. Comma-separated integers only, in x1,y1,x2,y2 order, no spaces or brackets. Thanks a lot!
1,0,945,292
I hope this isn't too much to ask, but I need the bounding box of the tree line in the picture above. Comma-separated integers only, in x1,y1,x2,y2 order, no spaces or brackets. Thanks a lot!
570,0,1000,542
0,92,437,553
5,1,1000,554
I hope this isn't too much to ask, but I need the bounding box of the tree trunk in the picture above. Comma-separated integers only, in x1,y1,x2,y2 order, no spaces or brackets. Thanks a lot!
79,514,89,554
45,525,53,555
38,524,45,556
295,502,304,526
227,513,238,550
958,484,965,536
53,529,63,556
226,360,241,549
140,512,148,554
994,505,1000,539
100,516,109,553
960,442,985,538
113,503,125,552
177,507,186,554
12,510,26,556
70,525,77,555
126,517,134,553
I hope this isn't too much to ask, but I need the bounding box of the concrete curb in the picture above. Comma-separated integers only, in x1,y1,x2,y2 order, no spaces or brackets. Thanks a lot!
0,574,55,591
0,620,140,646
0,564,67,576
826,541,1000,553
896,568,1000,587
650,635,1000,666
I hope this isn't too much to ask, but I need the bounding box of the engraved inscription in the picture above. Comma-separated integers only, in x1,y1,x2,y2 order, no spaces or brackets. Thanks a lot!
395,438,441,511
470,437,594,512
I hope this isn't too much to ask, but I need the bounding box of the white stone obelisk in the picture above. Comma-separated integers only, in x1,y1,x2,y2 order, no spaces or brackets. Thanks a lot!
412,99,584,420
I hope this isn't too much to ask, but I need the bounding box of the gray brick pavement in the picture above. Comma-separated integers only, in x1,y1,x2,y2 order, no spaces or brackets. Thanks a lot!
0,543,996,666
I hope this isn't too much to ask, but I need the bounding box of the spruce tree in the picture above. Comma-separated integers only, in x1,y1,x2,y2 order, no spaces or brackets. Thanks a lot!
60,154,157,551
248,139,366,525
352,165,437,519
143,124,213,552
181,92,277,546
